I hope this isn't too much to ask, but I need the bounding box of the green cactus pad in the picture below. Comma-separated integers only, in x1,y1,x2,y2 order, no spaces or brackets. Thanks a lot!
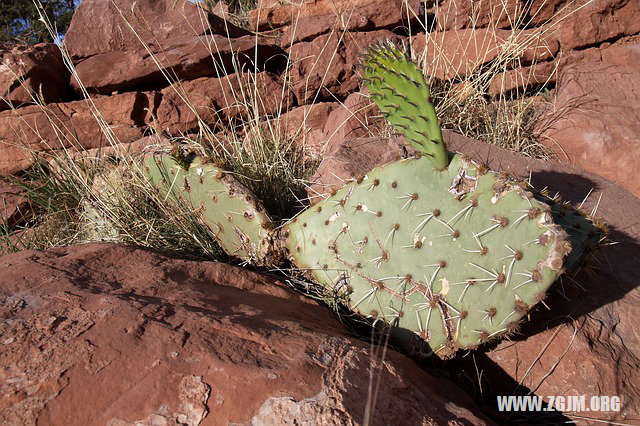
142,155,276,265
284,154,570,358
362,42,449,169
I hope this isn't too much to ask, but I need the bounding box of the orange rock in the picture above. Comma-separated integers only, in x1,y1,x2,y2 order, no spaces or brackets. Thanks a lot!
287,30,405,105
0,92,157,175
0,43,69,111
156,72,293,134
538,42,640,196
64,0,248,60
0,243,491,424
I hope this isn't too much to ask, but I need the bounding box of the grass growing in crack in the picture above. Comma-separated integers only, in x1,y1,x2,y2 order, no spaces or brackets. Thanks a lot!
430,77,550,158
204,128,316,219
0,148,227,260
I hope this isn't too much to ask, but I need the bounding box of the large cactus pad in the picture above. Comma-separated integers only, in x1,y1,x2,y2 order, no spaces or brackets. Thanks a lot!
284,154,570,358
143,155,275,265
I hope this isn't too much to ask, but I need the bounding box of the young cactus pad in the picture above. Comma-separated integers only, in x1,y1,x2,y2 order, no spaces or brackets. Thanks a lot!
142,155,275,265
284,155,570,358
362,42,448,169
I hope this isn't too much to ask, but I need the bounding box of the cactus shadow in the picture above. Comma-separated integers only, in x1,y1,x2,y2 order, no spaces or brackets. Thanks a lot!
450,351,576,424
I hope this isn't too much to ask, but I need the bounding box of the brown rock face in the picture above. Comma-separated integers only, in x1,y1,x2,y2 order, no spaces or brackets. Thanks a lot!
0,179,31,229
310,131,640,422
64,0,282,94
251,0,422,34
157,72,292,134
538,42,640,196
430,0,535,31
269,102,339,154
0,43,69,111
551,0,640,51
288,30,405,104
0,92,158,175
274,0,423,46
64,0,248,60
71,35,284,95
0,243,491,424
321,90,385,148
411,28,558,80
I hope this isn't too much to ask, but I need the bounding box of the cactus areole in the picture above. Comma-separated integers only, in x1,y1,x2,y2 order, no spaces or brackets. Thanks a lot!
140,43,607,359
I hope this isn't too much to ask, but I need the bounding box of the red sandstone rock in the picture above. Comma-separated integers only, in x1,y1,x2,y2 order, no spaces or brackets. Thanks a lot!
0,43,69,111
64,0,248,60
429,0,571,31
270,102,339,154
549,0,640,51
287,30,404,105
157,72,292,134
431,0,640,52
276,0,422,46
0,92,158,175
71,35,283,95
64,0,282,94
250,0,421,40
489,61,556,96
411,28,558,80
0,243,491,424
429,0,515,31
321,90,385,147
538,41,640,196
0,179,31,229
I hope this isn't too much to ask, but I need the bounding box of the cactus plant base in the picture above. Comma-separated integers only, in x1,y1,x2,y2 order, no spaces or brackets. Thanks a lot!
285,154,570,358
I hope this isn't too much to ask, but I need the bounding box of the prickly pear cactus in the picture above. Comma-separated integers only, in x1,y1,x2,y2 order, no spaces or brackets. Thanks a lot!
142,154,276,266
284,155,570,357
139,42,604,359
362,41,448,169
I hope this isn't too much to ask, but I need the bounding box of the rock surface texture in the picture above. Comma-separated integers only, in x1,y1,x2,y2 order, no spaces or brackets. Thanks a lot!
538,40,640,196
0,43,69,111
0,243,491,425
0,92,156,174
